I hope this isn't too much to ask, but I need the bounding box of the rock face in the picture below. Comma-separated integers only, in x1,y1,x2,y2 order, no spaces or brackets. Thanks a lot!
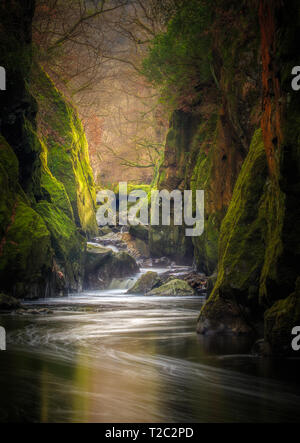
197,1,300,354
0,1,97,298
84,250,139,290
149,2,261,272
128,272,160,295
149,1,300,355
197,129,268,336
146,279,195,297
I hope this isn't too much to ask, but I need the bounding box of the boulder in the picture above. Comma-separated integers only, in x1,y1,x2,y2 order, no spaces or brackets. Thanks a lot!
0,294,21,310
127,272,160,294
85,245,113,273
129,225,149,242
84,249,139,289
146,279,195,297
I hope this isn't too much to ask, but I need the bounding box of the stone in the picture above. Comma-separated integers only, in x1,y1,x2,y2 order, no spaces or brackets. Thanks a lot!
127,272,160,294
146,279,195,297
0,294,21,310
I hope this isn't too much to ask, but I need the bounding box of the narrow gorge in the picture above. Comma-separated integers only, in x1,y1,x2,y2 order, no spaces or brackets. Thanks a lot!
0,0,300,423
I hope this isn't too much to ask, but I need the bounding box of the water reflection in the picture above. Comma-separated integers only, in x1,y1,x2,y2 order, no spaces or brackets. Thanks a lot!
0,287,300,423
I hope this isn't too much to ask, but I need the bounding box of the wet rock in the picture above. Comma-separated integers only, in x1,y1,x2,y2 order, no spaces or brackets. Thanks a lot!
97,226,112,237
15,308,54,316
252,339,266,356
129,225,149,242
0,294,20,311
143,259,154,267
183,273,208,295
146,279,195,297
264,278,300,356
127,272,161,295
122,233,150,260
84,250,139,290
153,257,171,266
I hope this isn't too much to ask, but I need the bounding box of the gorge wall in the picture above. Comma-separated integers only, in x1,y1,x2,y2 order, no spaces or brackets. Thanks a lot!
0,0,97,299
152,0,300,355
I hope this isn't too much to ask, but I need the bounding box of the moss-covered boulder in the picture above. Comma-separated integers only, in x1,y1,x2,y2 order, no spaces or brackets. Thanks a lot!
0,294,21,310
146,279,195,297
127,272,160,294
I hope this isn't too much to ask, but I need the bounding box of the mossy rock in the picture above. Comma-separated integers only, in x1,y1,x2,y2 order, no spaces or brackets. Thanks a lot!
127,272,160,294
0,197,52,298
264,278,300,356
85,247,113,276
198,129,268,335
0,294,21,310
98,226,112,236
39,139,74,220
35,201,85,291
197,291,254,336
29,65,98,237
146,279,195,297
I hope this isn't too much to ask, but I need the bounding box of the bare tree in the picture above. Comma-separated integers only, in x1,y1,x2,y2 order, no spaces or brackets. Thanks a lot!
33,0,172,185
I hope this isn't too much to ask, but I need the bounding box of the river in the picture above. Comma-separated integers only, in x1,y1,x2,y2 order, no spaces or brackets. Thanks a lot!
1,267,300,423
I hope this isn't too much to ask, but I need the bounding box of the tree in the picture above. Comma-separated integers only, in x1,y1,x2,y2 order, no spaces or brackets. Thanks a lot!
33,0,172,185
142,0,214,110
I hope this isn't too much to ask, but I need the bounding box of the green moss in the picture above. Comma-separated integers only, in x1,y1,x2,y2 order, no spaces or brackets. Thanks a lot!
146,279,195,297
35,201,85,289
259,182,285,305
128,272,160,294
127,184,152,194
0,135,19,183
198,129,268,333
39,140,74,220
0,136,19,238
29,65,98,236
0,197,52,297
189,114,221,273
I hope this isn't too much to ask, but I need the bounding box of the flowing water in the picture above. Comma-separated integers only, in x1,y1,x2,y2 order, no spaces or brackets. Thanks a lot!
1,267,300,423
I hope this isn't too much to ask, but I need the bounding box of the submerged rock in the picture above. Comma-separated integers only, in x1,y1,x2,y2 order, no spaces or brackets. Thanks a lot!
0,294,21,311
146,279,195,297
127,272,160,294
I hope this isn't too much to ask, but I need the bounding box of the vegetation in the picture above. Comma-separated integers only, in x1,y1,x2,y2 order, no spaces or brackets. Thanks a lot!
142,0,213,109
